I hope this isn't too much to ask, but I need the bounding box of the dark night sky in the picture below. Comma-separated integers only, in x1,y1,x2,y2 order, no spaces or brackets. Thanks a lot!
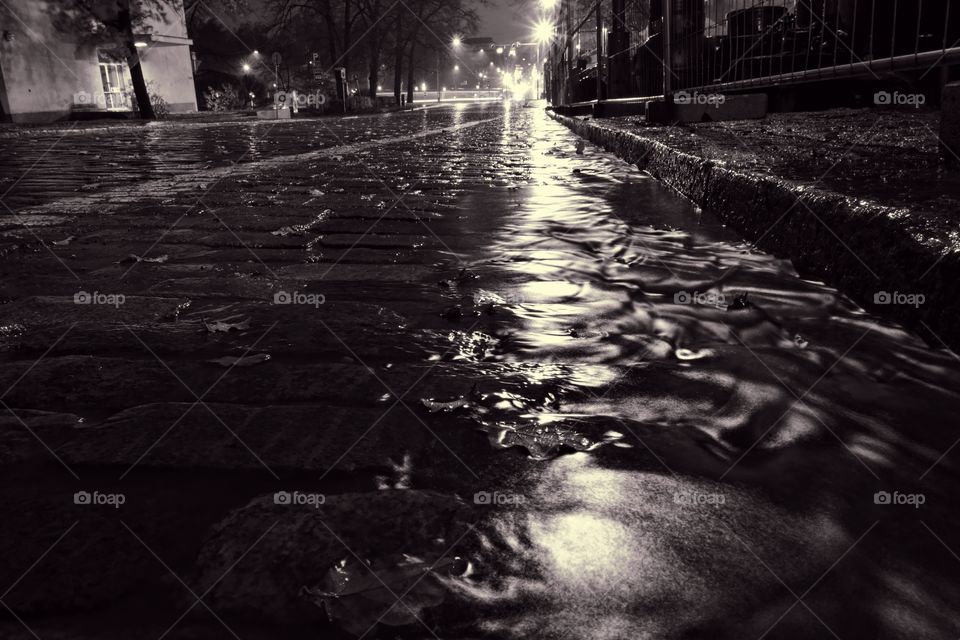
477,0,530,43
236,0,532,45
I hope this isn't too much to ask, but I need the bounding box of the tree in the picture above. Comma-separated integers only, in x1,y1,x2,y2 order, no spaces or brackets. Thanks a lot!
264,0,483,104
183,0,248,31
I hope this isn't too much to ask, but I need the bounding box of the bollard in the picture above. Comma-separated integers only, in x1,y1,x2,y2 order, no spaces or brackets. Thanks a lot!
941,81,960,167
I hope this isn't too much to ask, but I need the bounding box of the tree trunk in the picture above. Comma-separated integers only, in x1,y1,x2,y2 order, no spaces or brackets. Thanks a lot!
392,13,403,105
406,40,417,103
342,0,353,79
368,46,379,99
117,0,154,119
126,43,155,119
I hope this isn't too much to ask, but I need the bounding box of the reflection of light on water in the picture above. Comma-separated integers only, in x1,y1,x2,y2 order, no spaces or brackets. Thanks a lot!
528,512,646,596
449,453,848,639
518,280,587,301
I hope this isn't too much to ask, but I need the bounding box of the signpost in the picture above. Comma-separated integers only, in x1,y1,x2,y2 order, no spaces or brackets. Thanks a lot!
272,52,282,93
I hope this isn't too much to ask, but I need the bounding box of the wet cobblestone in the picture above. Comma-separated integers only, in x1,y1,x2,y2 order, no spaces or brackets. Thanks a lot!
1,103,960,640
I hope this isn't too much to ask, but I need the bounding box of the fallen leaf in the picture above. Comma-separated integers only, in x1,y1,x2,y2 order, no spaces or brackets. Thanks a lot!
208,353,271,367
117,253,169,264
52,235,75,246
421,397,469,413
202,317,251,333
301,555,455,636
478,420,623,460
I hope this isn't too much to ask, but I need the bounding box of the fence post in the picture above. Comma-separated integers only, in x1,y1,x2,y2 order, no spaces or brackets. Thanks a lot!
564,0,574,105
663,0,672,98
596,0,605,102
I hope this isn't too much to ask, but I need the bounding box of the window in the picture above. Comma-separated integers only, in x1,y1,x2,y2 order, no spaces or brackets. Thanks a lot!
97,52,132,110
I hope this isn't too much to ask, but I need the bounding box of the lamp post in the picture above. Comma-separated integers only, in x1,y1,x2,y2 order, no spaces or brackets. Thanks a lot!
439,36,462,102
534,20,555,100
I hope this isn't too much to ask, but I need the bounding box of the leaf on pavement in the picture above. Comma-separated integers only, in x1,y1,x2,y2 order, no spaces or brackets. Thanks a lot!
207,353,271,367
202,317,251,333
301,555,454,636
117,253,169,264
478,420,624,460
421,397,469,413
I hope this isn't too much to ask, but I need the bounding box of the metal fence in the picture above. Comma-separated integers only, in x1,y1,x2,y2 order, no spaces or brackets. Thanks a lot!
547,0,960,106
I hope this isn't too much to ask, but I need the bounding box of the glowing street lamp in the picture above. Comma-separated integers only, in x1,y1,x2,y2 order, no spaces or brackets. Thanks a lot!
452,36,462,48
242,63,251,72
533,19,555,45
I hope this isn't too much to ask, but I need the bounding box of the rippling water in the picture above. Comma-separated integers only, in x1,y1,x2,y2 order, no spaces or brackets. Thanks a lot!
409,106,960,640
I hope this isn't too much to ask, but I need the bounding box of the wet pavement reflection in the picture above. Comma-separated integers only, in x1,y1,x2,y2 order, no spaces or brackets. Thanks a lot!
1,103,959,640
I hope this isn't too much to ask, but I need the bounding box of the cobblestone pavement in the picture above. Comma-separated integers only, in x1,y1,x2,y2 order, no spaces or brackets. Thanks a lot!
0,107,493,209
1,103,960,639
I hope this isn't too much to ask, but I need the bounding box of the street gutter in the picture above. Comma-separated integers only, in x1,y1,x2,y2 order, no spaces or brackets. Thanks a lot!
548,109,960,352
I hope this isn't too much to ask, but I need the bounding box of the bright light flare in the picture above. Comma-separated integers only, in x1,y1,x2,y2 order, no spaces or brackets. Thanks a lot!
452,36,462,48
533,19,555,44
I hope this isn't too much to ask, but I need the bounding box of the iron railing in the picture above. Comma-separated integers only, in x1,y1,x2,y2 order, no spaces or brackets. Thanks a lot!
546,0,960,107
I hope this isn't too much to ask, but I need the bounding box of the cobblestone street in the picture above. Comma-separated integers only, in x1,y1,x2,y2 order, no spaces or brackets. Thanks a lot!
3,103,960,639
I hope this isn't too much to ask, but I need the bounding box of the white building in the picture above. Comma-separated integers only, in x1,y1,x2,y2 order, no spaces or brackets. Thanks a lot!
0,0,198,123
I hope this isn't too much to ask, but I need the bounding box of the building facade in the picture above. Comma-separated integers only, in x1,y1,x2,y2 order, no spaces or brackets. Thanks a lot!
0,0,198,123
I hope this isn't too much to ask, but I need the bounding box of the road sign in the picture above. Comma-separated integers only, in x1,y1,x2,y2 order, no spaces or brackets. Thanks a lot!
272,52,282,66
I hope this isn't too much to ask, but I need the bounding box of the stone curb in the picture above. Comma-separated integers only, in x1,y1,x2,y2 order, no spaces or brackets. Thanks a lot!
549,110,960,351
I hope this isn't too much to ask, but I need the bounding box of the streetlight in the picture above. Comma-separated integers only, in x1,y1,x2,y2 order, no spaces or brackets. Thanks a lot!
438,36,463,103
533,19,554,45
242,63,251,73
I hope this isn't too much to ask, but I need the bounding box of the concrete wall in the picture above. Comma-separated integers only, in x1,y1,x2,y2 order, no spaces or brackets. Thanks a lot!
140,45,198,113
0,0,196,122
0,2,102,122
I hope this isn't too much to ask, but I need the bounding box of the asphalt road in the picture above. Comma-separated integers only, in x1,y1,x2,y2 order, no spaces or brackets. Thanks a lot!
1,103,959,639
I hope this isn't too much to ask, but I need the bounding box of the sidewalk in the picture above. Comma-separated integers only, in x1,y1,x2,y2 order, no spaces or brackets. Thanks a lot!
550,107,960,351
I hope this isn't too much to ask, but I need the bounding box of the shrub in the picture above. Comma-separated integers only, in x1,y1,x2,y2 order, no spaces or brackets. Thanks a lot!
203,84,241,111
